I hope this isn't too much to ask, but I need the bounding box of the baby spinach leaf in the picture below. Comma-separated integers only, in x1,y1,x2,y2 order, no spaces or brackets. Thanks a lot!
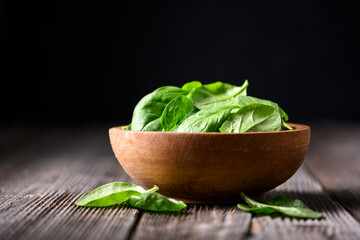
75,182,158,207
237,96,292,130
237,193,322,219
237,95,280,109
182,81,203,100
220,103,281,133
126,192,187,211
182,81,202,91
131,86,187,131
191,80,248,110
176,106,234,132
160,95,195,132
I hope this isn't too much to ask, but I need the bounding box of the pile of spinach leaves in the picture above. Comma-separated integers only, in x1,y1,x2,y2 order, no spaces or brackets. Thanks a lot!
126,80,293,133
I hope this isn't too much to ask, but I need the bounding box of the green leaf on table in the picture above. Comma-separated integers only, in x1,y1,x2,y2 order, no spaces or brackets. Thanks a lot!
191,80,248,110
237,192,322,219
160,95,195,132
131,86,187,131
176,106,234,132
75,182,157,207
126,192,187,211
220,103,281,133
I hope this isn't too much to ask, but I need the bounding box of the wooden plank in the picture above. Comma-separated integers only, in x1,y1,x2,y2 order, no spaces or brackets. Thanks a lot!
248,167,360,240
132,205,252,240
305,124,360,222
0,126,140,240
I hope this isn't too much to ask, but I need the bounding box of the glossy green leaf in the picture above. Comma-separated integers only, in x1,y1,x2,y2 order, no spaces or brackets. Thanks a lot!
191,80,248,109
160,95,195,132
131,86,187,131
75,182,156,207
176,106,234,132
237,193,322,219
279,107,289,122
237,95,280,109
220,103,281,133
182,81,202,91
237,96,292,130
126,192,187,211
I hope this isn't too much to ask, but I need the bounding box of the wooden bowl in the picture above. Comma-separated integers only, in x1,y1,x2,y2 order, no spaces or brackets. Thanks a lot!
109,123,310,203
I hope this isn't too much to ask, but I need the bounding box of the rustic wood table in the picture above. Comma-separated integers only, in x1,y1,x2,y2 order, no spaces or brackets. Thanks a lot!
1,123,359,240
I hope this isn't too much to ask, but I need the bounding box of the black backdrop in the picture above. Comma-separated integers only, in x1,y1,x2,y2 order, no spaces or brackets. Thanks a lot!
1,1,359,125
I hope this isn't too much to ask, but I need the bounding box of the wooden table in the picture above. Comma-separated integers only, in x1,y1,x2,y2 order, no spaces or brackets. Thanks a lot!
1,123,360,240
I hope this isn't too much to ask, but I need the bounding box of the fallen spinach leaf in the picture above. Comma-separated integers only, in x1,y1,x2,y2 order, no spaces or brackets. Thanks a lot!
160,95,195,132
237,192,322,219
131,86,187,131
220,103,281,133
176,106,234,132
75,182,158,207
191,80,248,110
126,192,187,211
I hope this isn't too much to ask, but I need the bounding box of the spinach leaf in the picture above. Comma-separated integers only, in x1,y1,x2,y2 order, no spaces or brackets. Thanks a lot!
182,81,202,91
220,103,281,133
279,107,289,122
126,192,187,211
191,80,248,110
237,96,292,130
237,95,280,109
131,86,187,131
160,95,195,132
182,81,203,100
176,106,234,132
75,182,158,207
237,193,322,219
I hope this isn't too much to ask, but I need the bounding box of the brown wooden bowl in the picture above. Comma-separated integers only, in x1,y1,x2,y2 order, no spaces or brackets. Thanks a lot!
109,123,310,203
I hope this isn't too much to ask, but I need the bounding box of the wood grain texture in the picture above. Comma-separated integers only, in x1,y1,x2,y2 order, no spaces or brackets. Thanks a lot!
0,125,140,240
132,205,252,240
1,124,360,240
305,123,360,222
248,167,360,240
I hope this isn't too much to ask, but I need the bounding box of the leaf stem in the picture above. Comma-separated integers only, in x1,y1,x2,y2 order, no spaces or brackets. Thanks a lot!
144,185,159,194
282,120,293,130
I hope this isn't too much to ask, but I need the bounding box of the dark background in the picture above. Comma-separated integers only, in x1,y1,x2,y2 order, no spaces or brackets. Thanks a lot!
1,0,359,126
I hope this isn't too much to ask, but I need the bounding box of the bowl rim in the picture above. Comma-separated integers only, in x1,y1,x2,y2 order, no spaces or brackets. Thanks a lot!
110,123,310,136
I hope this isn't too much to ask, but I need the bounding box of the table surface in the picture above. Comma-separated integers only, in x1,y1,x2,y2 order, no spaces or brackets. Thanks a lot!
1,123,360,240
